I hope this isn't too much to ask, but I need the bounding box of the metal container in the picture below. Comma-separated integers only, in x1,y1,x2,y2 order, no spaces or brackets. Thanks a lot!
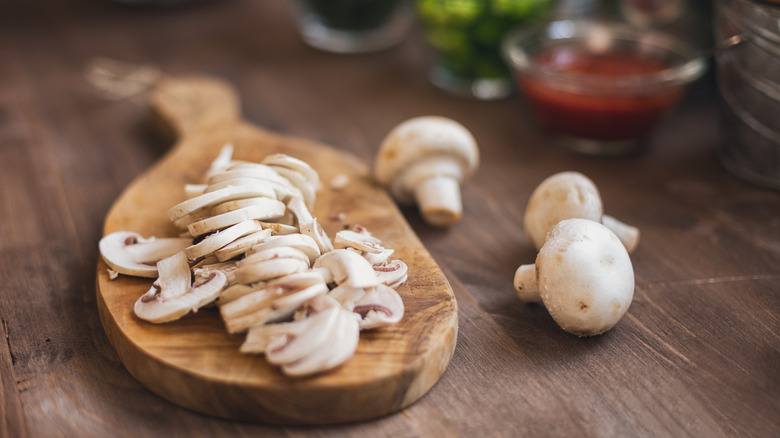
715,0,780,190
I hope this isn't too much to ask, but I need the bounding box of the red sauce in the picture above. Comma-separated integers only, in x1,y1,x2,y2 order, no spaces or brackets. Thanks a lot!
519,46,683,141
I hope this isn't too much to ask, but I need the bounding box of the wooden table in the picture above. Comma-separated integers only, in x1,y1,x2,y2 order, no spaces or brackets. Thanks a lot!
2,1,778,436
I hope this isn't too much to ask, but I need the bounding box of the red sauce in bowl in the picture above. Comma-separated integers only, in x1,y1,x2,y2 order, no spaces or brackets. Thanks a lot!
519,46,684,141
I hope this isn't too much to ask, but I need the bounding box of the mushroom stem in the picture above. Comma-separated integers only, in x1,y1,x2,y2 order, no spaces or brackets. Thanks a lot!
414,175,462,227
602,215,640,253
513,264,541,303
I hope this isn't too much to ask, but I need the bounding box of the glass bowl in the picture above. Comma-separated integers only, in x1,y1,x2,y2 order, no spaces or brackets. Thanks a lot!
502,19,707,156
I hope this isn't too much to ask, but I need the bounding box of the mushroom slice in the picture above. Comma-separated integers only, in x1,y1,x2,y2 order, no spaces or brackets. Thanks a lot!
352,284,405,330
233,255,309,285
168,185,276,223
363,248,395,266
258,221,299,235
222,283,328,334
209,163,290,186
154,251,192,301
222,274,327,321
373,260,408,289
281,307,360,377
187,200,286,237
328,284,366,309
247,233,321,265
265,271,327,291
184,220,264,261
262,153,321,192
203,142,235,182
286,195,333,253
211,197,284,216
184,184,207,199
313,249,380,288
240,305,338,356
218,283,260,306
333,229,385,254
205,178,300,205
271,166,317,211
99,231,192,278
135,268,227,324
213,229,272,262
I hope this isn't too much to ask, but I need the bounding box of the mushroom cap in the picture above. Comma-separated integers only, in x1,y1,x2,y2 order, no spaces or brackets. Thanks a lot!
524,171,603,251
99,231,192,278
374,116,479,188
536,218,634,337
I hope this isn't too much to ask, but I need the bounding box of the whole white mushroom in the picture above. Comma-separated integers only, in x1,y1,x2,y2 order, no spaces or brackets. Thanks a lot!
524,171,640,253
374,116,479,227
514,218,635,337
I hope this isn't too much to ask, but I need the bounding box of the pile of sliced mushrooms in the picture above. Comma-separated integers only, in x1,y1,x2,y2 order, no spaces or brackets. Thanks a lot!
99,144,408,377
514,171,639,337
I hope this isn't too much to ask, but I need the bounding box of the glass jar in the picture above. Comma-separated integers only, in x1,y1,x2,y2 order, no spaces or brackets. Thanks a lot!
715,0,780,189
291,0,413,54
416,0,554,100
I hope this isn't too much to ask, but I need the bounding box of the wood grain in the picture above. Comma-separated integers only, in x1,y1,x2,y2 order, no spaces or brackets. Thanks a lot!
3,0,779,436
96,76,458,424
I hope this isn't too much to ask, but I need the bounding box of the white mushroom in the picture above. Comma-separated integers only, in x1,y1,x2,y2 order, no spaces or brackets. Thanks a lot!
264,306,340,364
280,305,360,376
330,284,405,330
333,229,385,254
183,219,264,261
246,233,321,265
134,252,227,323
221,281,328,334
168,185,277,223
99,231,192,278
203,142,235,182
285,195,333,253
313,249,380,288
374,116,480,227
187,199,287,237
524,171,640,253
514,218,635,337
372,259,408,289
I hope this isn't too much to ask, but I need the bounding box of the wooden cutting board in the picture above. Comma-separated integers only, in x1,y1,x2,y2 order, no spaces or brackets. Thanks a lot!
95,76,458,425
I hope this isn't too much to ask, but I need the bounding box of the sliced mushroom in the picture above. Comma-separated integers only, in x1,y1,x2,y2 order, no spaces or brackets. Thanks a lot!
168,185,277,223
331,284,404,330
313,249,380,288
281,306,360,376
203,142,235,182
221,282,328,334
154,251,192,301
262,153,321,193
240,304,339,357
135,260,227,323
333,229,385,254
373,259,408,289
99,231,192,278
232,248,310,285
213,229,272,262
187,200,286,237
183,219,264,261
363,248,395,266
285,195,333,253
246,233,321,265
271,166,317,211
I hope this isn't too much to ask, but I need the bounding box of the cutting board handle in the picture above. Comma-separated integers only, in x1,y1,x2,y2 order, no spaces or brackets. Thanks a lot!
151,76,240,140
